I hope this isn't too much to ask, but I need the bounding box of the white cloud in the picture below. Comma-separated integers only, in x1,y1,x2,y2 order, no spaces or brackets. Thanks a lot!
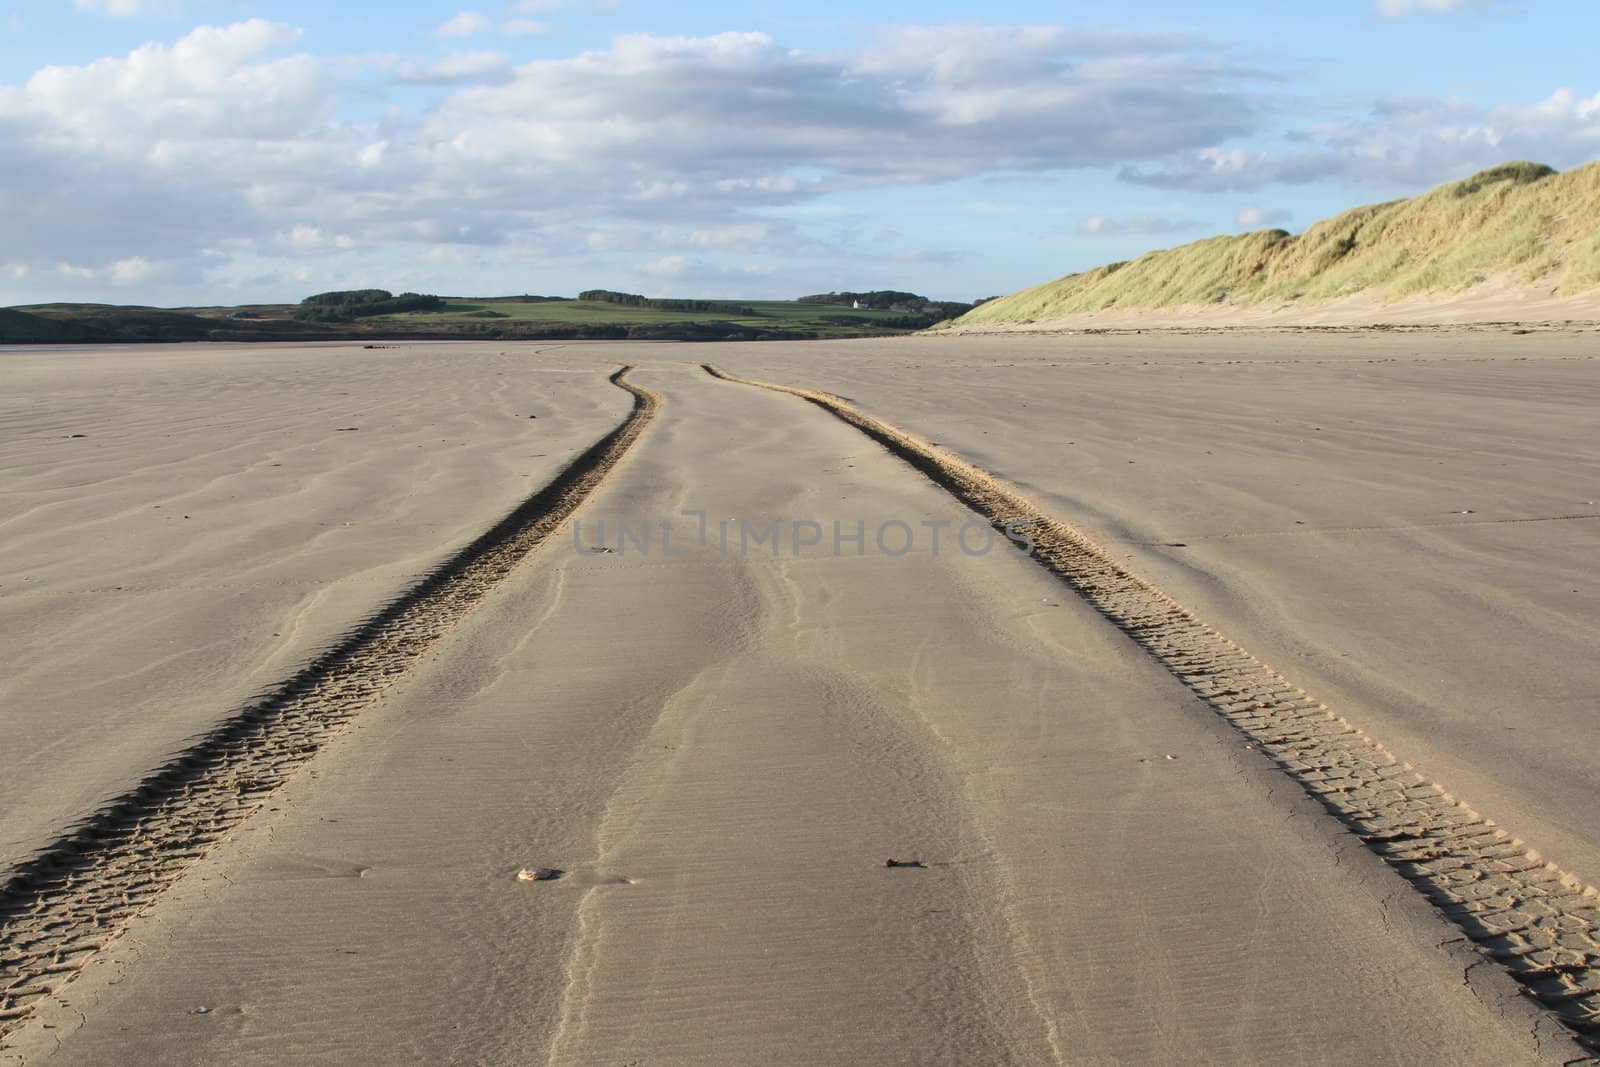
109,256,153,284
435,11,494,38
1236,207,1293,228
633,255,771,286
637,255,691,277
72,0,180,15
511,0,616,10
434,10,551,40
1375,0,1505,16
1076,214,1201,236
5,20,321,145
1123,88,1600,192
679,223,775,248
283,225,325,251
0,21,333,280
277,225,354,253
416,27,1264,194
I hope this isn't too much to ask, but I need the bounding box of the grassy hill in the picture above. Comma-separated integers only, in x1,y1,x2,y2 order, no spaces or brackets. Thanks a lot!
2,294,955,345
951,160,1600,328
0,307,100,343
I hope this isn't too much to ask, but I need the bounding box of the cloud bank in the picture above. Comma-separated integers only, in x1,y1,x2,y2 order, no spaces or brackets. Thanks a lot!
1,18,1594,301
1121,90,1600,192
0,22,1273,296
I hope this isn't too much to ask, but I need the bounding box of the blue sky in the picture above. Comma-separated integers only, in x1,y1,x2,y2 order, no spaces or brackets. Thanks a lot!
3,0,1597,305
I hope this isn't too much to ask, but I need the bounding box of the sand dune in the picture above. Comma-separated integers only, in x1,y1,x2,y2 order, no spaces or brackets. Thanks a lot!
3,337,1597,1063
950,160,1600,331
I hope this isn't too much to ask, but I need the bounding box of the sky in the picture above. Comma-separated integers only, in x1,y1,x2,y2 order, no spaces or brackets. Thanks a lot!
2,1,1598,306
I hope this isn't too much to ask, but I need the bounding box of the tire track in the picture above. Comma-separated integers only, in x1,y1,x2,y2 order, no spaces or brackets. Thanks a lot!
702,362,1600,1059
0,367,659,1043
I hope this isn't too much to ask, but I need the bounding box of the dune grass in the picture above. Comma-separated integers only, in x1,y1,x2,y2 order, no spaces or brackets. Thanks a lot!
954,160,1600,326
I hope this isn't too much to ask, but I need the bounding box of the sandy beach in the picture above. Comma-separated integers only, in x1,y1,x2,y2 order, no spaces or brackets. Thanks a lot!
715,330,1600,892
2,334,1597,1064
0,342,628,870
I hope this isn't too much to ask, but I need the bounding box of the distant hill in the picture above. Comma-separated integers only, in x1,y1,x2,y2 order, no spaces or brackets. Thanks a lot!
1,293,943,345
0,307,98,343
949,160,1600,329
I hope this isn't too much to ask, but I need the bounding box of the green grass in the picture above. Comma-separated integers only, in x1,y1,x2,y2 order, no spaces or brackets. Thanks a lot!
953,159,1600,326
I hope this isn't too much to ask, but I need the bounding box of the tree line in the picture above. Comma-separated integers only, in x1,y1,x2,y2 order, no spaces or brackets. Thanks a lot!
577,289,762,316
294,289,445,322
796,291,986,320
